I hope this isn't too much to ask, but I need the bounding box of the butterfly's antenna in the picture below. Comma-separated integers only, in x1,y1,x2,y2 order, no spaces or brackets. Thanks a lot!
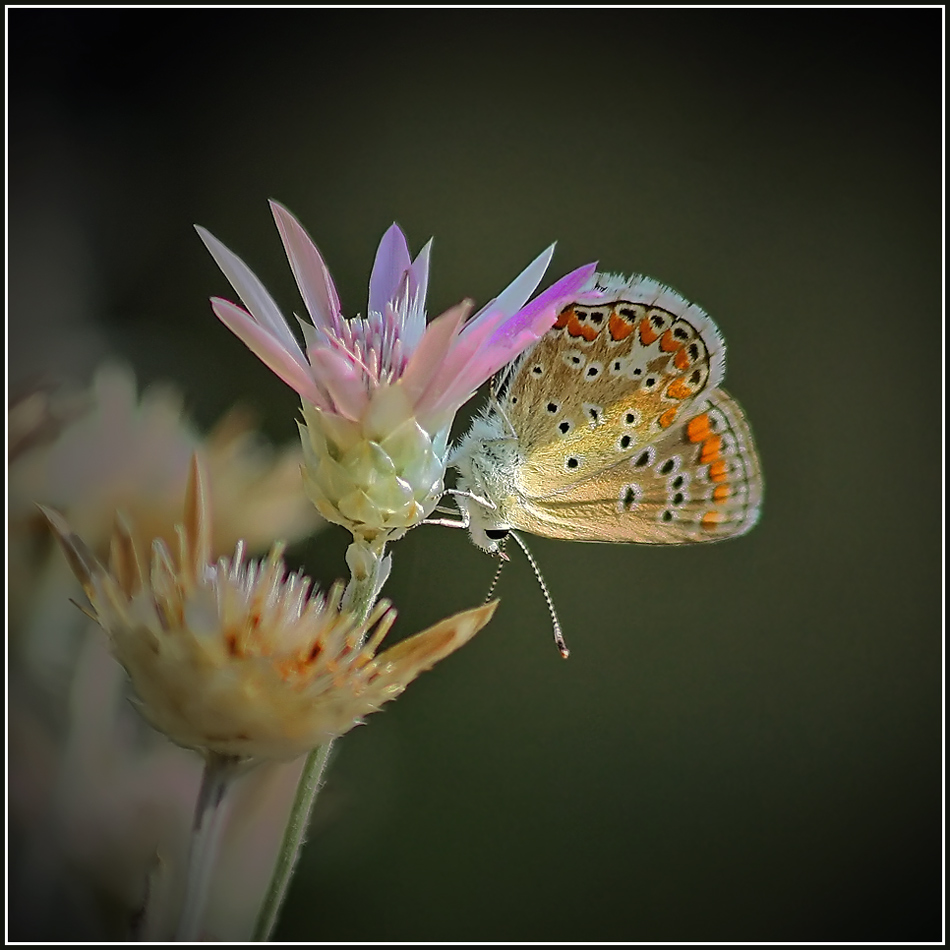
483,538,507,603
509,531,570,659
491,360,518,401
488,359,525,439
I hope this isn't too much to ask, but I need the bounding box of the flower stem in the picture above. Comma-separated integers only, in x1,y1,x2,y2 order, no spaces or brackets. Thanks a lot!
176,751,245,941
252,741,334,940
251,544,387,941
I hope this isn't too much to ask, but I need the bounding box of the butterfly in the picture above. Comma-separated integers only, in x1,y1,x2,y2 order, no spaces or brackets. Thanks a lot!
449,272,763,556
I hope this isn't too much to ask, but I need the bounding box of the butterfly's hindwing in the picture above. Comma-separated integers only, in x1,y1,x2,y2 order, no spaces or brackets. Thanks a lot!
504,388,762,543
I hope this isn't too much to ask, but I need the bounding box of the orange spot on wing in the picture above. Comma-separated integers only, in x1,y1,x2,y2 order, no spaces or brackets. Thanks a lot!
708,459,728,482
673,347,692,370
666,378,693,400
639,318,659,345
554,307,571,329
713,484,731,501
701,511,723,529
687,413,711,443
567,313,598,341
700,435,722,463
659,329,682,353
659,407,678,428
609,311,635,341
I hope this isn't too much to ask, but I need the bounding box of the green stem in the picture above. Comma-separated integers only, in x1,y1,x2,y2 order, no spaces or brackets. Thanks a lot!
251,544,386,941
251,742,334,941
175,752,245,941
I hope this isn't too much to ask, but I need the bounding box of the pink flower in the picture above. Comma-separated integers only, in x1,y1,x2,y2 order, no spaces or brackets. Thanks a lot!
196,202,595,544
196,201,594,436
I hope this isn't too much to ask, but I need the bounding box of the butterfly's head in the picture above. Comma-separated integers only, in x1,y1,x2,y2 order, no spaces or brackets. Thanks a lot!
459,497,511,555
449,414,520,555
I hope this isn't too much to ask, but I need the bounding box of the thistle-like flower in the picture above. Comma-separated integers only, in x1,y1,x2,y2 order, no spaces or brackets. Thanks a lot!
41,458,497,762
197,202,596,547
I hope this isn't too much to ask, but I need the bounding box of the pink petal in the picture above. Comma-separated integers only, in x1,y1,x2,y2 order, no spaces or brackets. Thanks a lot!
368,224,411,318
196,225,304,360
464,244,555,337
490,244,555,317
211,298,328,409
486,261,598,346
409,240,432,312
399,301,471,406
269,201,344,334
307,348,371,422
401,238,433,352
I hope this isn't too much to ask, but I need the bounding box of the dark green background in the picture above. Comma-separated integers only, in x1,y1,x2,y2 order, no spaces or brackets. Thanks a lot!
10,9,941,941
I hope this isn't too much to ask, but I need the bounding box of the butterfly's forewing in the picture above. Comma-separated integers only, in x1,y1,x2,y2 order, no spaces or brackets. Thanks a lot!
499,278,762,543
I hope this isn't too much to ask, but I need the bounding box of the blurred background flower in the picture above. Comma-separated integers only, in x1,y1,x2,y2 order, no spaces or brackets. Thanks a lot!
8,8,940,943
9,366,323,937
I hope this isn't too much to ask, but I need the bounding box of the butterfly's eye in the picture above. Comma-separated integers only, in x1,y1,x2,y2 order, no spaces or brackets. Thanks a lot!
485,528,509,540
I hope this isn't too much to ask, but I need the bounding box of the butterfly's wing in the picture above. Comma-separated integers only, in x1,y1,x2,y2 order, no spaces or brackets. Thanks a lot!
498,276,762,543
507,387,763,543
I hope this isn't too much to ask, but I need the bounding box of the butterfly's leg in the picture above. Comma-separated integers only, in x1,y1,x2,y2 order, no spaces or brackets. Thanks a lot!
422,495,472,529
495,401,518,438
422,517,470,528
421,488,496,528
441,488,498,510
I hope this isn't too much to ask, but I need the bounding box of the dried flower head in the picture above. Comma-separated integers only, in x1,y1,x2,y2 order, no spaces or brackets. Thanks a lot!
42,458,497,761
198,202,596,545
